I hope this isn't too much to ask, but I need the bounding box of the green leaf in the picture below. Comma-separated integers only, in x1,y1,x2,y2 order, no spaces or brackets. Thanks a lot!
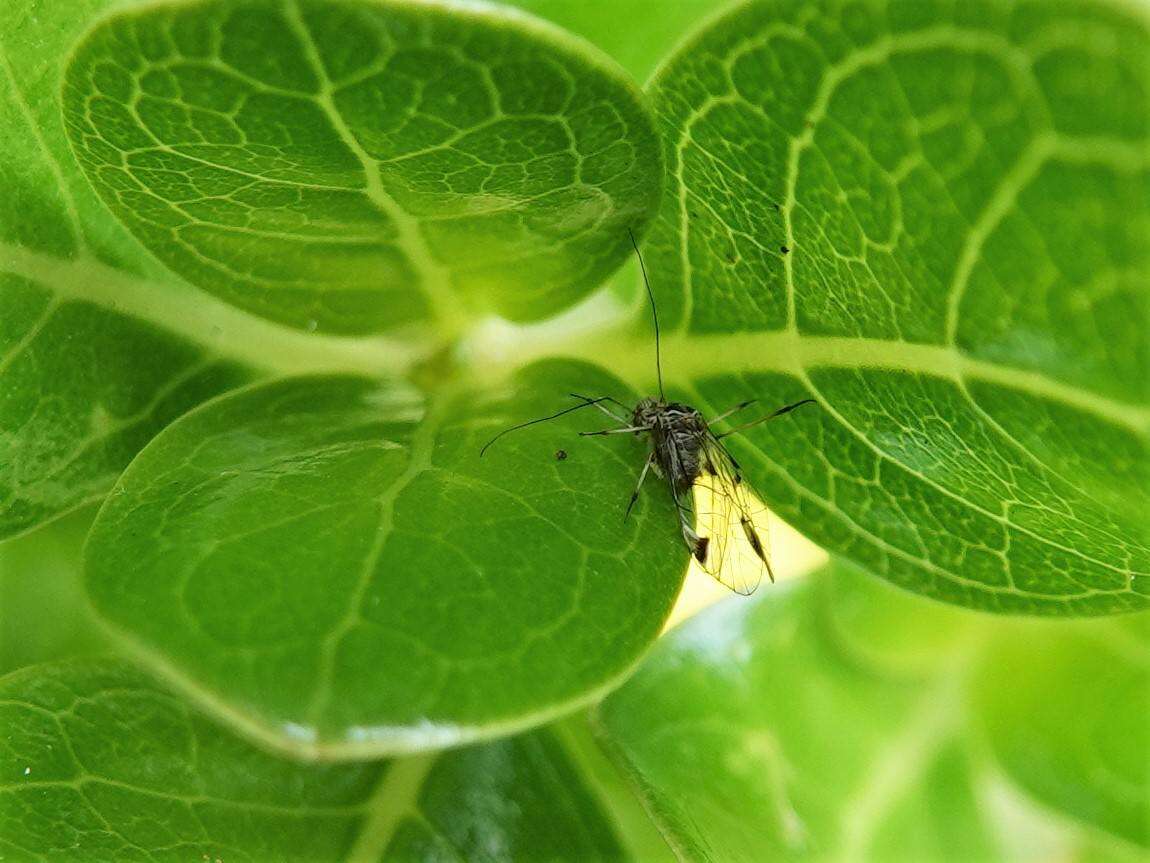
1,0,354,541
0,510,108,675
0,273,252,539
640,0,1149,613
0,658,636,861
597,562,1150,862
975,614,1150,848
62,0,663,334
84,362,684,758
0,0,247,541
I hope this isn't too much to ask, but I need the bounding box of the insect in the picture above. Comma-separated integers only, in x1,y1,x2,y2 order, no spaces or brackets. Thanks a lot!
481,230,813,595
555,449,568,461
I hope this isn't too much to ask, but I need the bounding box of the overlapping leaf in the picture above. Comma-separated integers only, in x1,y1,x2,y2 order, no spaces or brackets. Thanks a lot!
4,0,668,541
2,0,339,541
641,0,1149,613
0,0,251,541
85,362,684,757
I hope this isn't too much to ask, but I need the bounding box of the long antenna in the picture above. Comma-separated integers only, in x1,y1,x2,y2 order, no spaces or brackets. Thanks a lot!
628,228,664,400
480,397,614,457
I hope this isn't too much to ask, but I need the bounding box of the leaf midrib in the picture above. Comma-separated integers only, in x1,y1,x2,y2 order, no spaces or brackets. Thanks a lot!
346,753,440,863
485,322,1149,435
281,0,463,332
466,321,1146,596
836,651,972,862
303,391,448,727
0,242,416,377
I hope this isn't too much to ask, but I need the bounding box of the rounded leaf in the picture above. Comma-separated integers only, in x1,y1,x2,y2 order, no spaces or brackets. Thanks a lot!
63,0,663,333
644,0,1150,614
84,362,683,757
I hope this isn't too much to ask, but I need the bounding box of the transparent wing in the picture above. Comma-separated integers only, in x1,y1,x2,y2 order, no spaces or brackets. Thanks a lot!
690,432,774,595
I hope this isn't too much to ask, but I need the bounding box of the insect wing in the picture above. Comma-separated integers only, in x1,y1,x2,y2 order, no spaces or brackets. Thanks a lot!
690,433,773,595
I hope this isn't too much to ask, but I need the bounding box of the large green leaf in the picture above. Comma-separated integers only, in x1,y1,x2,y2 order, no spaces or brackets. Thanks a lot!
597,562,1150,862
638,0,1149,613
62,0,663,334
84,361,684,758
0,658,646,861
0,0,399,541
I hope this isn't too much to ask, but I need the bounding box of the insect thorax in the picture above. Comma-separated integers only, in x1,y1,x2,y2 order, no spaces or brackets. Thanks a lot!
632,398,707,492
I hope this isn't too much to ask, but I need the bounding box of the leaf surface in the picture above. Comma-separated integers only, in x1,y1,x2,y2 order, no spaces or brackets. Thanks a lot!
0,658,636,861
641,0,1149,613
85,362,684,757
597,562,1150,862
1,0,298,540
62,0,664,333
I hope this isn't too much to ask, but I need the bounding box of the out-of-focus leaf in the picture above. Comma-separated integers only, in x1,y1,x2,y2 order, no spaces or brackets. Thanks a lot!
598,562,1150,861
976,615,1150,848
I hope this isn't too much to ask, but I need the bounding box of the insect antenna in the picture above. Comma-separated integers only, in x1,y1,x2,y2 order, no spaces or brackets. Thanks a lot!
628,228,665,401
479,396,616,457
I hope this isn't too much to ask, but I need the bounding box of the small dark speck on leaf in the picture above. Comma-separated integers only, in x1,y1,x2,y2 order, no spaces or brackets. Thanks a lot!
780,245,790,254
555,449,568,461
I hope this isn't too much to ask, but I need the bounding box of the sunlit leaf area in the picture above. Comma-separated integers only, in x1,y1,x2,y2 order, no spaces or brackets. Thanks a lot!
1,0,1146,859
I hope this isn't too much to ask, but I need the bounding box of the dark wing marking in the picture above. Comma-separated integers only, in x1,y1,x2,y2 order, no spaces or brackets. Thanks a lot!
689,429,773,595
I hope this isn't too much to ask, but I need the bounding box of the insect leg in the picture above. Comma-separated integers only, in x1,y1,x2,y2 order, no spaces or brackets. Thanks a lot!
480,396,623,456
667,479,708,563
708,399,757,425
569,392,631,423
579,426,647,436
623,454,655,521
716,398,816,439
